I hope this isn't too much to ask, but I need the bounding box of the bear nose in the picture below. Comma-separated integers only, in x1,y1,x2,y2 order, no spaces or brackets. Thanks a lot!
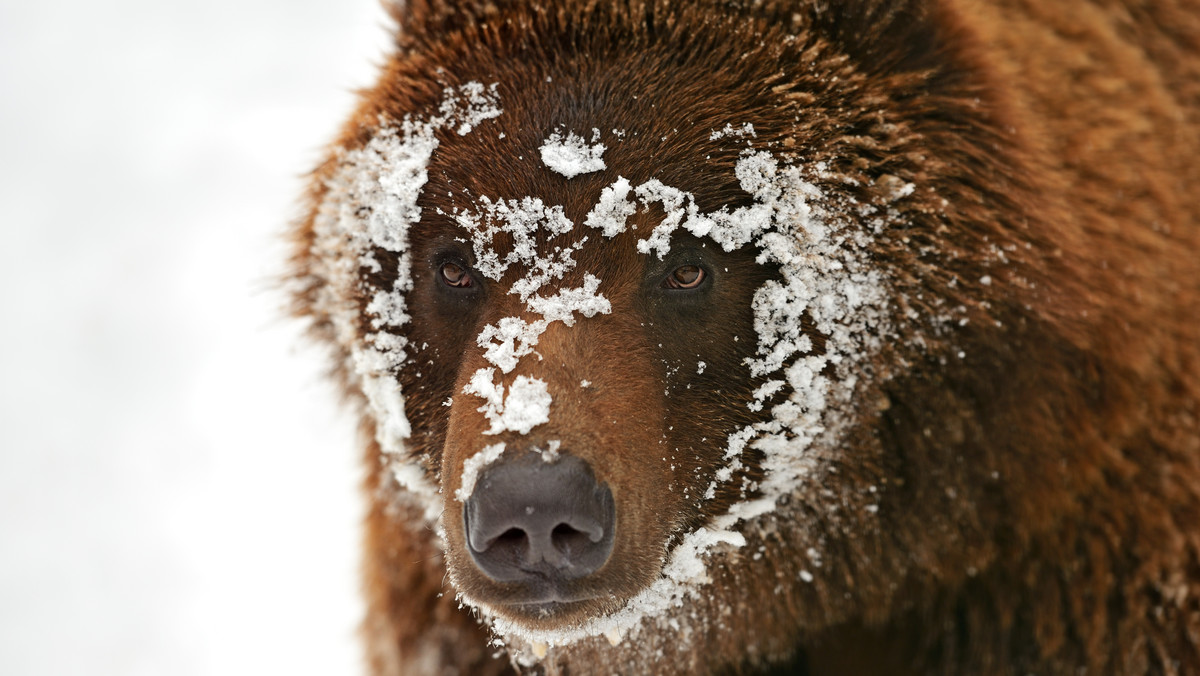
463,452,615,583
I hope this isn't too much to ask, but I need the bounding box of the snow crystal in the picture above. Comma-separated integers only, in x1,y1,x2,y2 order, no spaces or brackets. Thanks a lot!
539,440,561,463
473,276,612,374
462,369,552,436
476,316,543,374
439,81,503,135
497,376,552,434
455,195,575,285
708,122,757,141
874,173,915,202
583,177,637,237
633,180,690,258
539,130,607,178
526,274,610,324
455,442,506,502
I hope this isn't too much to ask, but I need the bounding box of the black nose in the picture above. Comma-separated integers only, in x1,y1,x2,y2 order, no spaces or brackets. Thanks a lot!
463,452,615,583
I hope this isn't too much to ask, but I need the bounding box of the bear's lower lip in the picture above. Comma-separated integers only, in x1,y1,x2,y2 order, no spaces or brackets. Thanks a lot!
506,599,587,618
499,578,604,606
499,600,597,619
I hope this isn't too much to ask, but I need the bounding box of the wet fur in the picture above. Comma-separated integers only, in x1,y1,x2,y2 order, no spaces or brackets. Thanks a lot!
289,0,1200,673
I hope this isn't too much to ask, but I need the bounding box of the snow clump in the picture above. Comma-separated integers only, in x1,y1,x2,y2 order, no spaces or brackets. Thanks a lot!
450,190,613,438
307,82,501,520
709,122,757,141
540,129,607,178
463,369,552,436
455,442,506,502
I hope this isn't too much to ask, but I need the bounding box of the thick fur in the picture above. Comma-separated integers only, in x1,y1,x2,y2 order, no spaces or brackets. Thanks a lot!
289,0,1200,673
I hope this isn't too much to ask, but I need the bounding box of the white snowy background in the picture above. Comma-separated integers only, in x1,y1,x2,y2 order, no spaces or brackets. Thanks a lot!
0,1,388,673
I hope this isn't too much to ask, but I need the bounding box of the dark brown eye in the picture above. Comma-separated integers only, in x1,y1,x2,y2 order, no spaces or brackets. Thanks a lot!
664,264,705,289
440,261,472,288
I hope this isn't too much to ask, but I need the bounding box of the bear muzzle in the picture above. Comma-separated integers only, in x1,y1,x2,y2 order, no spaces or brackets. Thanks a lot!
462,451,615,599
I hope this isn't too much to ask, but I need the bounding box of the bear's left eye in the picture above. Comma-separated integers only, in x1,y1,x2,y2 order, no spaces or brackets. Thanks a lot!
663,265,706,290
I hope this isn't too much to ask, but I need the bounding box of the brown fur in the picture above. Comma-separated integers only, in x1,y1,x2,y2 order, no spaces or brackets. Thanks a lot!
289,0,1200,673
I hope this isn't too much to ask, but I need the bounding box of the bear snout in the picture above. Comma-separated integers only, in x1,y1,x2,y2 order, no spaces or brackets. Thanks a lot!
462,451,616,592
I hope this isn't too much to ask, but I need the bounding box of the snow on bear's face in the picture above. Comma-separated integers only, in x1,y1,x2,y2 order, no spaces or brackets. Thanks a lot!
308,82,893,646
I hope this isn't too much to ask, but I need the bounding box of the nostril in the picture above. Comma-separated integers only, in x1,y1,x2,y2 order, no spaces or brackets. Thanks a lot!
551,523,598,556
496,528,525,546
473,527,531,569
551,523,580,540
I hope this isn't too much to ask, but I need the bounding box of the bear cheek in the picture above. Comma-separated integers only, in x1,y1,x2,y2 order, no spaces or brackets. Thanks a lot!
437,320,682,625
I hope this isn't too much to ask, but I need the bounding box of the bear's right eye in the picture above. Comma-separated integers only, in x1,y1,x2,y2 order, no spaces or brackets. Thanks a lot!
440,261,473,288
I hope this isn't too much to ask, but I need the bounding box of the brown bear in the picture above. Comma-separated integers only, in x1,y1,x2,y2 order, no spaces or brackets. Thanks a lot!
287,0,1200,673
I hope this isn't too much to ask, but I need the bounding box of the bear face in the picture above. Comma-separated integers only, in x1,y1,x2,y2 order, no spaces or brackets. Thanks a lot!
420,217,775,631
291,0,1200,673
307,56,909,636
